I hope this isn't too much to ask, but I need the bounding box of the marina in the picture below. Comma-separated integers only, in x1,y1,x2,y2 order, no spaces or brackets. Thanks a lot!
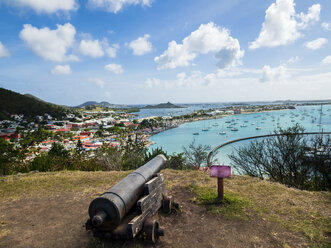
149,105,331,164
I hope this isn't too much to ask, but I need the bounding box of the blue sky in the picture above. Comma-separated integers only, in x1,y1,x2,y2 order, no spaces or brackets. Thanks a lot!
0,0,330,105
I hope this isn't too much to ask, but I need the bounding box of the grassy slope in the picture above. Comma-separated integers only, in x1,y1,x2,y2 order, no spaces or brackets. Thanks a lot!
0,170,330,247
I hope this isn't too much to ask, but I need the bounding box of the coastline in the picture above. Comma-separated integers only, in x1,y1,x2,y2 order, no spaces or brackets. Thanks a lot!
144,108,288,148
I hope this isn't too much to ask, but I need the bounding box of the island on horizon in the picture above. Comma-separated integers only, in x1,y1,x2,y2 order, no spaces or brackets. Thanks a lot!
142,101,186,109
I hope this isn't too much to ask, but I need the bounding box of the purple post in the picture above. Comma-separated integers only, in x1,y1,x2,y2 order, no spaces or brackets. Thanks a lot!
210,166,231,200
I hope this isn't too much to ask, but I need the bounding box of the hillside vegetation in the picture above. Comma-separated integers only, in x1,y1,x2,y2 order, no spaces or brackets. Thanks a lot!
0,88,68,120
0,170,330,247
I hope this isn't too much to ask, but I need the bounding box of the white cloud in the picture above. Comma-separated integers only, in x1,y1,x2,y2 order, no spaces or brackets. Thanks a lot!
260,65,287,83
155,22,244,70
297,4,320,29
87,0,152,13
20,23,77,62
321,22,331,31
79,39,104,58
106,43,119,58
89,77,105,88
145,69,248,89
1,0,78,14
322,56,331,64
145,72,208,89
51,65,71,75
105,63,124,74
0,41,10,57
128,34,152,56
286,56,299,64
249,0,321,49
154,41,196,69
304,38,328,50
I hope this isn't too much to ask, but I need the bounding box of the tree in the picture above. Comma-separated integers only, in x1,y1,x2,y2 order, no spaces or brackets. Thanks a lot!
76,139,83,152
121,135,147,170
95,144,122,171
166,153,186,170
229,125,331,191
0,138,19,175
48,143,69,158
183,140,211,169
144,147,168,163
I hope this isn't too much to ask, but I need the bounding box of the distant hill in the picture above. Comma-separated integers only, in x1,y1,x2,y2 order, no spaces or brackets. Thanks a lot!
142,101,185,109
0,88,68,120
75,101,126,108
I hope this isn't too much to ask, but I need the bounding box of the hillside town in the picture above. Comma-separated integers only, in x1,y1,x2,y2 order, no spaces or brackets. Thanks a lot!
0,103,297,162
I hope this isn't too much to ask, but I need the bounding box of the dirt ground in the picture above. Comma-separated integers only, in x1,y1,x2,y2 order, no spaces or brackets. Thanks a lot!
0,185,309,248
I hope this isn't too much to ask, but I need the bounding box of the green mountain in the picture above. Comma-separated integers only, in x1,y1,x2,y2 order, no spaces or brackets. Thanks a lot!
75,101,127,108
0,88,68,120
142,101,185,109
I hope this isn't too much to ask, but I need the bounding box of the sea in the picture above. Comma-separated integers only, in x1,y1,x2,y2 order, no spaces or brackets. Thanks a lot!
146,104,331,165
134,101,281,119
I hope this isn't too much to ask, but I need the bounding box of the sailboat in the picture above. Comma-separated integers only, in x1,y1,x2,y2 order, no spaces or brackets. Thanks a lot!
202,120,209,131
219,123,226,135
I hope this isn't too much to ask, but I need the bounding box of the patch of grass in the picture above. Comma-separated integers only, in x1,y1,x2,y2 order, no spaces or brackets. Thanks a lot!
0,216,10,239
0,171,130,200
88,234,104,248
0,229,10,239
188,184,249,220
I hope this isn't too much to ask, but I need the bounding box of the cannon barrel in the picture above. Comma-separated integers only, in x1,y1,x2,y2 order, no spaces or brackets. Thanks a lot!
88,154,167,230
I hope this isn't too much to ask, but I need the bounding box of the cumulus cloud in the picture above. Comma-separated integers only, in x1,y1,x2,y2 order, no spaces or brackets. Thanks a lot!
105,63,124,74
304,38,328,50
89,77,105,88
155,22,244,70
20,23,77,62
260,65,287,83
51,65,71,75
297,4,321,29
128,34,152,56
322,56,331,64
87,0,152,13
79,39,104,58
106,43,119,58
0,41,10,57
321,22,331,31
249,0,321,49
1,0,78,14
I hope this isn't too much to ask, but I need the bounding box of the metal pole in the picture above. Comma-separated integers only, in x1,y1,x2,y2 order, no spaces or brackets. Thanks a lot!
217,178,224,200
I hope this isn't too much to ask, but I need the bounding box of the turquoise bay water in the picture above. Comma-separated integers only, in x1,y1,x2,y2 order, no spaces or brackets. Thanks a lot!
149,105,331,165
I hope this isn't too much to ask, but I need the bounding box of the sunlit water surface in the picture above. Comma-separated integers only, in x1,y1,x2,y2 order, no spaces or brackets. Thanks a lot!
149,105,331,165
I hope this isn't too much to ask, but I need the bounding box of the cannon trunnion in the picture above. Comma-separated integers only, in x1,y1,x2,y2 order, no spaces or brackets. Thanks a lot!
85,155,179,243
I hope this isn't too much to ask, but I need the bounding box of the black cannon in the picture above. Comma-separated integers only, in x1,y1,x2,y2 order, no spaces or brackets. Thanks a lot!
85,155,179,243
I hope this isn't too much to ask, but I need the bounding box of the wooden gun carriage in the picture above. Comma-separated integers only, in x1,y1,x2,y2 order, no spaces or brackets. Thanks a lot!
85,155,179,243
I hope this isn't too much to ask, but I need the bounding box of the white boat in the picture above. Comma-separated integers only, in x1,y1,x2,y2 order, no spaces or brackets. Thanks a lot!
219,131,226,135
256,126,262,130
240,124,247,127
231,128,239,131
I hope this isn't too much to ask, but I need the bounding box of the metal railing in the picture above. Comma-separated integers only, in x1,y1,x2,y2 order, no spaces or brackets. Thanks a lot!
207,132,331,167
